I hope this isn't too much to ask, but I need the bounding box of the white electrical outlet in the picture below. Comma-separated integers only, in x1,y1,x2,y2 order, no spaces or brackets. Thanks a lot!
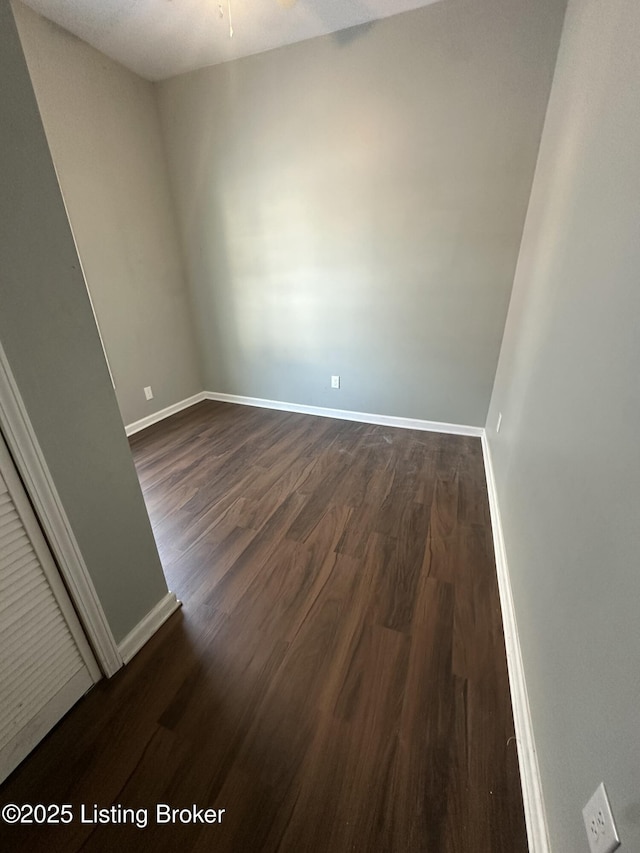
331,375,340,389
144,386,154,401
496,412,503,433
583,783,620,853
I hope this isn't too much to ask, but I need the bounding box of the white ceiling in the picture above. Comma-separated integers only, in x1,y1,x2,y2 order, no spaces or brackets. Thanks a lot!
19,0,444,82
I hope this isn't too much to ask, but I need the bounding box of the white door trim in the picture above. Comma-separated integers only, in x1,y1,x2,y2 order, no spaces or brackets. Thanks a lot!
0,341,123,677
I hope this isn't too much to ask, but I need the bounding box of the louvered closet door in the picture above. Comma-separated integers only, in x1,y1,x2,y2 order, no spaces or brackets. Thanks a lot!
0,432,98,783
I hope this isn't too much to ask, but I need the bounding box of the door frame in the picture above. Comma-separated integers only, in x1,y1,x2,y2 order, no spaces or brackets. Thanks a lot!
0,340,122,677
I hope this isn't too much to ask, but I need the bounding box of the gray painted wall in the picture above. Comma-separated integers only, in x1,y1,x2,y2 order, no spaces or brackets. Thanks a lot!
156,0,565,427
12,1,202,427
485,0,640,848
0,1,169,644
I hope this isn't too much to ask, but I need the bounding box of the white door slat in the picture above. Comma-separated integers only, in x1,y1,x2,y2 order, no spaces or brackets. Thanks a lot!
0,611,69,681
0,437,95,782
1,586,55,632
0,571,56,613
0,529,31,561
0,553,40,594
0,644,82,717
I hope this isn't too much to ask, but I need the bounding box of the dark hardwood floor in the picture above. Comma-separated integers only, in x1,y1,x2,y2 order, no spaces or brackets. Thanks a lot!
0,401,527,852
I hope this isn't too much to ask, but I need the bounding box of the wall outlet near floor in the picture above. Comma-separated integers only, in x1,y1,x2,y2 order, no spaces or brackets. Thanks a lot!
582,783,620,853
331,375,340,389
496,412,503,433
144,386,154,401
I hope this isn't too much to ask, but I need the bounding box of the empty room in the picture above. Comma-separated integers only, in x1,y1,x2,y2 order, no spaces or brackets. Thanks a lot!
0,0,638,851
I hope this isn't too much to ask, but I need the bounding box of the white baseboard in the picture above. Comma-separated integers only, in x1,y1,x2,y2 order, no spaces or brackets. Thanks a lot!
125,392,207,436
118,592,182,664
204,391,483,437
481,433,549,853
125,389,483,438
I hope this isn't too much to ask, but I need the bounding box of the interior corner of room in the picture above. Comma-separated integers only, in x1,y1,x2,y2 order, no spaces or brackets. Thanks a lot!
1,0,638,849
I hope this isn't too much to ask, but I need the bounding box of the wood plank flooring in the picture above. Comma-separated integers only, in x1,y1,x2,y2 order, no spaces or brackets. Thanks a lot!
0,401,527,852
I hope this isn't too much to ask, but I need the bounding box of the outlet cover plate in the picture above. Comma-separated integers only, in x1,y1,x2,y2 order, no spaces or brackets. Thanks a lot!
582,783,620,853
331,375,340,389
